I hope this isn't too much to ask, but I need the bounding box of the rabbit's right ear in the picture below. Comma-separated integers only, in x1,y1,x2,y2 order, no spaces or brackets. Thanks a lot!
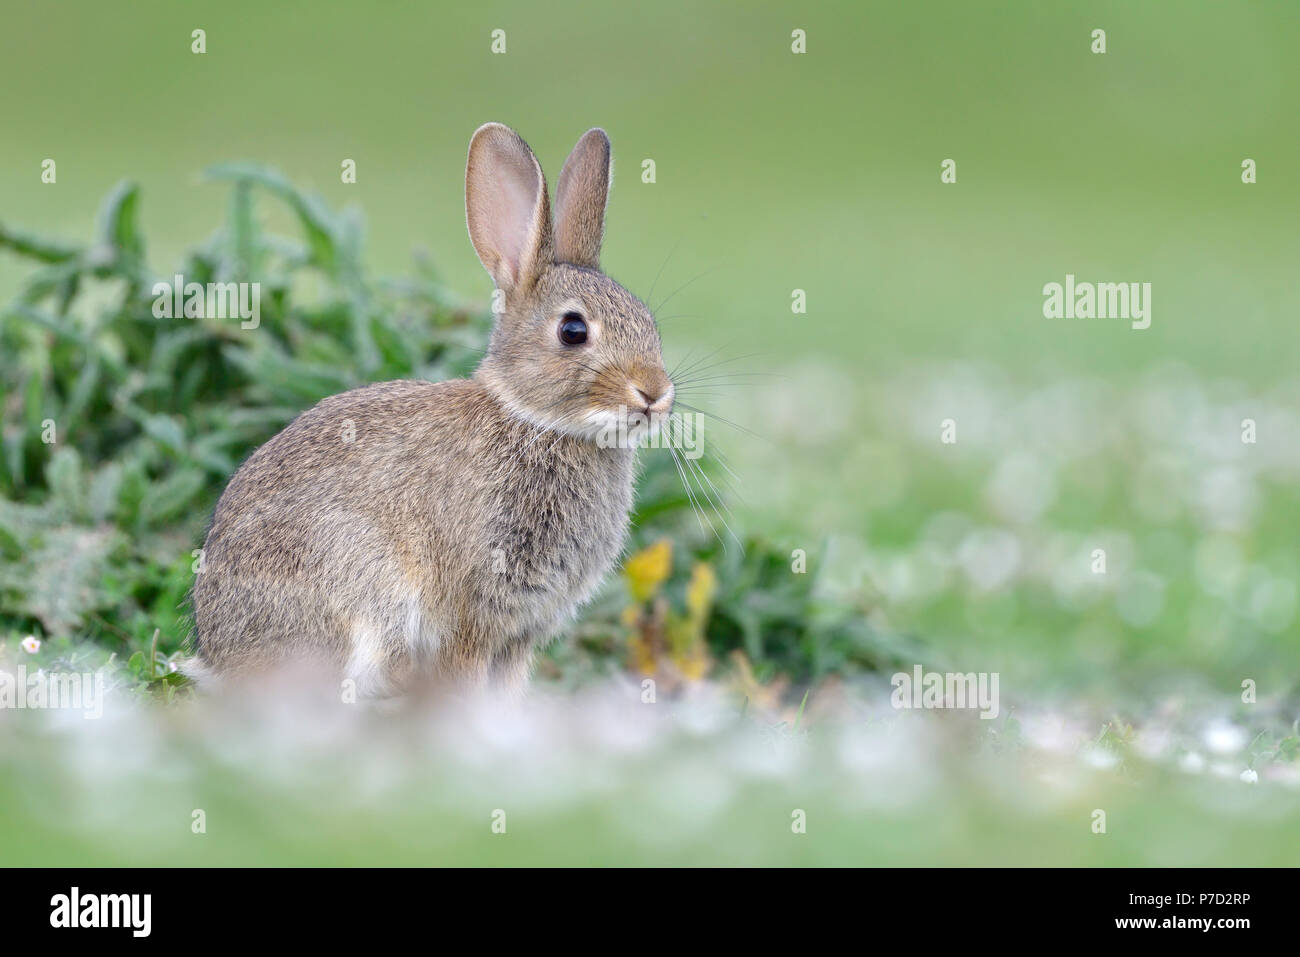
554,128,611,269
465,123,553,294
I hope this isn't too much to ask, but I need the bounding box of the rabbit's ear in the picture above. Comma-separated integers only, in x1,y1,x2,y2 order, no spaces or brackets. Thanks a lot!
466,123,553,293
553,128,611,269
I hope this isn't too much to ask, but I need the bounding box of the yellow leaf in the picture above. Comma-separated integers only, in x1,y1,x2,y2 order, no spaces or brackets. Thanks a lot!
685,562,717,622
630,635,658,675
624,539,672,602
676,643,711,681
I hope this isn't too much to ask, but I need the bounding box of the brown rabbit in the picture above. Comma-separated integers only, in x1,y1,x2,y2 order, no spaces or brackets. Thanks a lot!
188,124,674,695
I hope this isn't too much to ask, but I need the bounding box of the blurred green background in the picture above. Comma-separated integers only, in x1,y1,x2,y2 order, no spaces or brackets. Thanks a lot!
4,0,1297,375
2,1,1298,866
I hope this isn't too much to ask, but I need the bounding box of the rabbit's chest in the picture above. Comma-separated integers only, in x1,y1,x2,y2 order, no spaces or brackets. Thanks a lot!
486,447,634,622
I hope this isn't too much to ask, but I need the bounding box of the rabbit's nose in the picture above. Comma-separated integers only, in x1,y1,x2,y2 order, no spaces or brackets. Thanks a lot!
632,383,674,414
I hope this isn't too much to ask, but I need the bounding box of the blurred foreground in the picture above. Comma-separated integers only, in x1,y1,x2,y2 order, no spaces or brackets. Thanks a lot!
1,668,1296,866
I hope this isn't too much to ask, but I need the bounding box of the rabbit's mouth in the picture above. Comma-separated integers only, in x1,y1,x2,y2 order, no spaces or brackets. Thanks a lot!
539,365,673,444
574,396,677,450
485,359,674,448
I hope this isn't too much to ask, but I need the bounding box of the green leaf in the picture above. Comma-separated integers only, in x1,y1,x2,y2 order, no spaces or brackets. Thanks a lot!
227,179,259,277
88,462,124,523
97,180,145,263
115,460,149,530
139,414,188,457
46,447,87,518
205,163,342,276
17,260,83,306
0,223,81,263
140,468,206,525
221,345,352,405
63,356,101,428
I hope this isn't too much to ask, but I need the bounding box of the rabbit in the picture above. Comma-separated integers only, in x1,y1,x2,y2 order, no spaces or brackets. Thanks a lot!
187,123,674,696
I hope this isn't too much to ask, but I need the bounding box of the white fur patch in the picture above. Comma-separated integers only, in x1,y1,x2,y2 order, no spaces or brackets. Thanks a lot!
177,655,214,688
403,597,441,657
346,621,390,697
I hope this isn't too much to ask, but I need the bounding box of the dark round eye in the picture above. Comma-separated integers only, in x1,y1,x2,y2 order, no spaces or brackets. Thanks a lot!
558,312,588,345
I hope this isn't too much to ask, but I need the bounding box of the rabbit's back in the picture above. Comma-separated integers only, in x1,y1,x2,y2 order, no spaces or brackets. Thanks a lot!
191,378,635,690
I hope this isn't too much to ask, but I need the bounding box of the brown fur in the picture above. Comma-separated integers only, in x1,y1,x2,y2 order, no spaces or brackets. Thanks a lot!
190,124,673,695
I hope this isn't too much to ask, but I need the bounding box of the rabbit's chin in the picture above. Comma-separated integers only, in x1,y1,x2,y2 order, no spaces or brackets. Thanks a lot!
527,405,656,448
557,406,632,442
495,390,651,448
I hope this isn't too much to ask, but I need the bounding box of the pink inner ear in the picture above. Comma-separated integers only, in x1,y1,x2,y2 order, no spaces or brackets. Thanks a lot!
467,124,551,290
494,173,539,282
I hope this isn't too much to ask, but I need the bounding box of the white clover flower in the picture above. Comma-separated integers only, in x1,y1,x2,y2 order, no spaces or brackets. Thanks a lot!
1240,769,1258,784
20,635,41,654
1203,721,1247,755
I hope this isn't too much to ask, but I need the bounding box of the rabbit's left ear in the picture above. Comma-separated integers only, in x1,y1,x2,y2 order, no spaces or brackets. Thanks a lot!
553,128,611,269
466,123,552,294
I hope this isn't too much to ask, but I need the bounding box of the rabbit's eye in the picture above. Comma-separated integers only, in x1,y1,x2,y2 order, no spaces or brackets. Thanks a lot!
558,312,588,345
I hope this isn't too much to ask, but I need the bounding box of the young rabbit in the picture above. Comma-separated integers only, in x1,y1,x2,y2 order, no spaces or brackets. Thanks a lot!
189,123,674,695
